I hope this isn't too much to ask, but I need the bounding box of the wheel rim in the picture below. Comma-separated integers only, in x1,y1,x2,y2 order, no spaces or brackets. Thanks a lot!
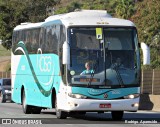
22,93,26,109
55,98,60,116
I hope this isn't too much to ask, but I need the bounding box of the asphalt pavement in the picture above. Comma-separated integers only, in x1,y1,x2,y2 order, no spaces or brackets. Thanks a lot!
0,102,160,126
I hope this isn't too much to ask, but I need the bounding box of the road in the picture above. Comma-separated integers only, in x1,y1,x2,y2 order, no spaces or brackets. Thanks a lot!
0,102,160,127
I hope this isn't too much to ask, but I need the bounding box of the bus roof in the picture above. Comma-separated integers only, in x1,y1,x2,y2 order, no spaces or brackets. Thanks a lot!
45,10,135,27
14,10,135,31
14,22,44,31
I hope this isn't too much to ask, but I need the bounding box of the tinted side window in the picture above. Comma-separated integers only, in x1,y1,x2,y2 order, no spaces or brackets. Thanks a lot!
12,31,24,55
12,25,66,55
40,25,60,54
12,28,40,55
25,29,40,54
39,25,64,54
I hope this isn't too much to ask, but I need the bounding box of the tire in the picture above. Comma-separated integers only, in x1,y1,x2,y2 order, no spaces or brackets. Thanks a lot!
55,97,67,119
111,111,124,121
78,111,86,115
22,90,32,114
32,107,42,114
0,91,6,103
69,111,86,118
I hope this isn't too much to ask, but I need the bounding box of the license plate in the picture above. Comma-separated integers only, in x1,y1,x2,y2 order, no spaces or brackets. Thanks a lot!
99,104,111,108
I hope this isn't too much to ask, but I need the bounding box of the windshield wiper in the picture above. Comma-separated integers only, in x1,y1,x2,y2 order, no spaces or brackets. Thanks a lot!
87,59,99,86
112,66,124,87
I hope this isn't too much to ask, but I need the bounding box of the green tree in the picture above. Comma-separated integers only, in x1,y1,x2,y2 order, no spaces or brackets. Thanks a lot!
67,1,81,12
115,0,135,19
131,0,160,69
150,32,160,49
0,0,60,50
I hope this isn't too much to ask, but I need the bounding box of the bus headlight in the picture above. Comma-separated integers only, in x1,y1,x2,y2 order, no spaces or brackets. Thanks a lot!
124,94,140,99
68,93,87,99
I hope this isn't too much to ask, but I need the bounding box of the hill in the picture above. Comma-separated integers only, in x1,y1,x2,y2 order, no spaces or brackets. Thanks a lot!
0,45,11,56
0,45,11,71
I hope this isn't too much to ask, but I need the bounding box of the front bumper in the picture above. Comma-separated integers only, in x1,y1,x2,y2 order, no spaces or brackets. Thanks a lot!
60,97,140,112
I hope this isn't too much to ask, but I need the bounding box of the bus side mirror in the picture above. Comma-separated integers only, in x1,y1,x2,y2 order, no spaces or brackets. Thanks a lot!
140,42,150,65
63,42,70,65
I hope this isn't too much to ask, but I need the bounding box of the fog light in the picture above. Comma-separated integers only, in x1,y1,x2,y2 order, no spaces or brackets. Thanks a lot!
132,103,139,107
68,102,78,107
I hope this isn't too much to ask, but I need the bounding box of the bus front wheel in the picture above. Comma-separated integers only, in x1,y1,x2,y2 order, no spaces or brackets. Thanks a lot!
111,111,124,120
22,90,32,114
55,97,67,119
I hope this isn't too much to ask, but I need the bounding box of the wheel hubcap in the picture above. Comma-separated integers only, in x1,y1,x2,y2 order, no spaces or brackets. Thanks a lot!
55,99,60,116
23,94,26,109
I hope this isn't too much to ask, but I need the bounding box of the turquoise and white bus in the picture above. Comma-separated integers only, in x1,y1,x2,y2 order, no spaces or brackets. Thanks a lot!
11,10,150,120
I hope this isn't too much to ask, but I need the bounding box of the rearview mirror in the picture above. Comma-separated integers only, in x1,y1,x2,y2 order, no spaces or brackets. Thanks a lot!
141,42,150,65
63,42,70,65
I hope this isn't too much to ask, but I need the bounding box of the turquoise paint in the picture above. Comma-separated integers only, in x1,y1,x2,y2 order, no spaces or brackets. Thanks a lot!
72,87,139,99
12,41,62,107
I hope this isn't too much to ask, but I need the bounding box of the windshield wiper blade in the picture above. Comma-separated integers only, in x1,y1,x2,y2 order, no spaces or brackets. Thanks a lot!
112,66,124,87
87,59,99,86
87,73,94,86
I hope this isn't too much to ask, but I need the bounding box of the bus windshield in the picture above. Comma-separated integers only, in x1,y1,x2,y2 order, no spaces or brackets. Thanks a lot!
68,27,140,87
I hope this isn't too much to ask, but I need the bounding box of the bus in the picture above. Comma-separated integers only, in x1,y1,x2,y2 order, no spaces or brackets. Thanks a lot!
11,10,150,120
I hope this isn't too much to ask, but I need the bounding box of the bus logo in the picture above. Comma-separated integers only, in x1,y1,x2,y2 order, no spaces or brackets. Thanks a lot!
39,56,52,72
111,90,120,94
37,48,53,72
88,89,104,95
103,93,108,98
